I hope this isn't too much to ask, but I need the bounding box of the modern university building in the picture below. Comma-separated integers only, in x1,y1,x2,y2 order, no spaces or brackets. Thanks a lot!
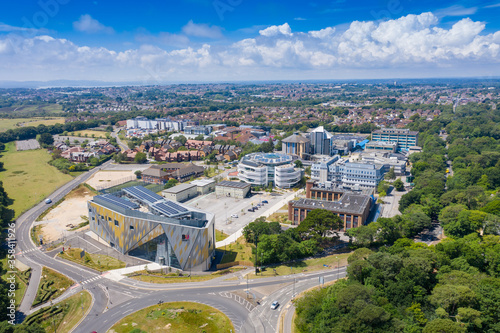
88,186,215,271
237,152,303,188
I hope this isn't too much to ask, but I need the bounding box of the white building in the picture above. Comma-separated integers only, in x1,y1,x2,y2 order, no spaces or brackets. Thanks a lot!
311,155,384,190
237,153,302,188
126,116,187,137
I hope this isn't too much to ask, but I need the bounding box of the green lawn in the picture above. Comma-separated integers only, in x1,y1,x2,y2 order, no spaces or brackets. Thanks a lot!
215,229,229,242
33,267,74,307
69,129,108,139
109,301,234,333
57,248,126,272
0,117,64,132
128,267,245,284
248,251,352,279
0,258,29,308
0,104,63,117
0,142,72,217
24,290,92,333
218,236,255,264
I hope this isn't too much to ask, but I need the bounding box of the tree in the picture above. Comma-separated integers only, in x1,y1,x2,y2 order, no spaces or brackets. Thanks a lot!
164,178,179,189
385,167,396,180
393,178,404,191
134,152,147,164
243,218,280,243
37,132,53,147
296,209,342,239
422,319,466,333
194,134,205,141
294,160,303,168
135,170,142,179
176,135,187,146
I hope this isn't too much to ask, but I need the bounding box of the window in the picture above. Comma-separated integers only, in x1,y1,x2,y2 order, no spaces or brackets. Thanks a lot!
130,225,135,230
114,220,119,226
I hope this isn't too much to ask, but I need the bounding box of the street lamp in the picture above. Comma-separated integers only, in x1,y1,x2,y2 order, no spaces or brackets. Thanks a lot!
189,255,191,280
336,256,339,280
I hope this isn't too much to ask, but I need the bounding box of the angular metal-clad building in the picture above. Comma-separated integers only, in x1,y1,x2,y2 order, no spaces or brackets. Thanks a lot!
88,186,215,271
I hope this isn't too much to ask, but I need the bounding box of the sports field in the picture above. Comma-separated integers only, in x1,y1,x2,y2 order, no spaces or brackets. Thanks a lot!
0,142,72,217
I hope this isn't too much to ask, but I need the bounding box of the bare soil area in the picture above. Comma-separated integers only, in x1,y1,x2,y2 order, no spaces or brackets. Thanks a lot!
37,186,94,243
85,170,136,190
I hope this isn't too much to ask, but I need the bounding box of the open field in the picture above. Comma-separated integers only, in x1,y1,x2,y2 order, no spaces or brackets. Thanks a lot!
0,258,29,308
37,185,94,243
128,267,245,284
24,290,92,333
109,301,235,333
68,130,108,139
0,104,63,116
33,267,74,307
218,236,254,264
248,251,352,279
58,248,126,272
0,142,73,217
85,170,136,191
0,117,65,132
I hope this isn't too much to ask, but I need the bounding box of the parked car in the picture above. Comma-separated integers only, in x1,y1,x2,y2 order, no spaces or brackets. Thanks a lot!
271,301,279,310
248,208,254,212
231,214,238,218
262,200,268,204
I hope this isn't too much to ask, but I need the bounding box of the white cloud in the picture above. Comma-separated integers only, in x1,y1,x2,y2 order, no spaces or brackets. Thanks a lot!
73,14,114,34
0,23,37,33
484,2,500,8
294,17,307,21
434,5,478,18
1,12,500,82
259,23,293,37
181,20,223,39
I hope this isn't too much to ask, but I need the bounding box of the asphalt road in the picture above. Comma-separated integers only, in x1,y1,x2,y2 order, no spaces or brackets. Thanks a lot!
15,159,349,332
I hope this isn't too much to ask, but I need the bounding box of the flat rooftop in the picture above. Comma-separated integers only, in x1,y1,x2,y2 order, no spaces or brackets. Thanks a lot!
162,183,196,194
216,181,251,189
291,195,371,215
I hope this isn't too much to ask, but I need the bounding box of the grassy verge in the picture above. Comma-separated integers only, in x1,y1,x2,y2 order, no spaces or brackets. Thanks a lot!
215,229,229,242
109,301,234,333
24,290,92,333
248,252,352,279
33,267,74,307
218,236,254,264
0,142,72,218
128,267,245,284
0,258,30,308
31,225,43,246
36,198,65,222
57,248,125,272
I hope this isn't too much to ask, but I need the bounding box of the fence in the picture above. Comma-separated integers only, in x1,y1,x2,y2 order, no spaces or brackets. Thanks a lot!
93,175,137,191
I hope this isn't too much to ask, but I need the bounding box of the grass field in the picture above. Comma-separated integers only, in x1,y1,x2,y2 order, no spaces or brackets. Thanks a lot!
215,229,229,242
128,267,245,284
248,251,352,279
0,142,73,217
0,103,63,116
57,248,126,272
0,258,29,308
0,117,64,132
69,130,108,139
33,267,74,307
109,301,235,333
218,236,254,264
24,290,92,333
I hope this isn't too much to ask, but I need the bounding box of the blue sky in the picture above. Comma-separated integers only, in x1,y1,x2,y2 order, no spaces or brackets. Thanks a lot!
1,0,500,83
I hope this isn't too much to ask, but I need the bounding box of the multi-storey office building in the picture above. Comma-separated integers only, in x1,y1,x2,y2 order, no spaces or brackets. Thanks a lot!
288,181,373,229
281,133,310,158
237,153,302,188
88,186,215,271
371,128,418,151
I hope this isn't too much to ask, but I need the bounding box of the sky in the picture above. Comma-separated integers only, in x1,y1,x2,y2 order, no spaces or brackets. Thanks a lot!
1,0,500,84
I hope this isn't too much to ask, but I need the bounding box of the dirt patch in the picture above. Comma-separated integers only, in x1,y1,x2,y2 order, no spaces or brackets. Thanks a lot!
85,170,136,191
38,190,93,243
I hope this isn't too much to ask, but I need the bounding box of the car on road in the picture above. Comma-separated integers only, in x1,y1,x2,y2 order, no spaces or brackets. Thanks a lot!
231,214,238,218
271,301,279,310
262,200,268,204
45,199,52,204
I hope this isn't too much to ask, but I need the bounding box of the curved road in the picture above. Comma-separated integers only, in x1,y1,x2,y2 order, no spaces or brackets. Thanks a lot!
15,159,348,332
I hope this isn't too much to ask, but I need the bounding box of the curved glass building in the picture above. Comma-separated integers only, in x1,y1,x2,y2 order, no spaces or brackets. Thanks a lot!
237,153,302,188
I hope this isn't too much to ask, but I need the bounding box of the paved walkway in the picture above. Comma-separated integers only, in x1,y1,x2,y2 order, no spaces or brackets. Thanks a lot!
216,189,304,248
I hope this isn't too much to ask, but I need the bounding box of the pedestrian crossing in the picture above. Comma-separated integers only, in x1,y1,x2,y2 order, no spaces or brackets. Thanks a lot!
16,247,42,255
81,275,103,285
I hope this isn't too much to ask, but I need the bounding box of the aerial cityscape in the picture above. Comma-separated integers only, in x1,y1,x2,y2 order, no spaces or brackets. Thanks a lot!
1,1,500,333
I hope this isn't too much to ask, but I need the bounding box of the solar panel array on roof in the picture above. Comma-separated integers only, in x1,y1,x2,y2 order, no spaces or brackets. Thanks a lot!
152,200,188,217
96,194,139,210
123,186,163,204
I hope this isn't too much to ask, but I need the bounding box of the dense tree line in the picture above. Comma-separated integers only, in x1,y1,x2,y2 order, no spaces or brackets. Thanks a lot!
295,235,500,333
